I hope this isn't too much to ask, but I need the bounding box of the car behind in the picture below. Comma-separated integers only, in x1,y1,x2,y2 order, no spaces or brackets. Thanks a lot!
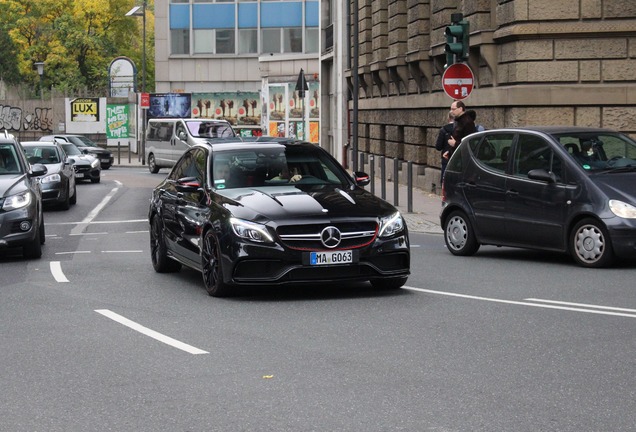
22,141,77,210
57,142,101,183
148,140,410,296
40,134,114,169
440,126,636,267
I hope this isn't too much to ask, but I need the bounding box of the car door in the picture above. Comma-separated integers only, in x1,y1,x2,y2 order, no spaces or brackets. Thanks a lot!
504,132,569,250
172,147,210,267
462,133,514,243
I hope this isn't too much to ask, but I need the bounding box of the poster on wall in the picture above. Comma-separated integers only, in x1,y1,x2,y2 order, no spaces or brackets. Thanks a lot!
147,93,191,119
308,82,320,120
106,104,130,139
71,98,100,122
191,92,261,129
268,86,286,122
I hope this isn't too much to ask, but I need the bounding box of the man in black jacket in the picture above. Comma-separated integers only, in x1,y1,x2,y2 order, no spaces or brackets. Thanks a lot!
435,110,456,179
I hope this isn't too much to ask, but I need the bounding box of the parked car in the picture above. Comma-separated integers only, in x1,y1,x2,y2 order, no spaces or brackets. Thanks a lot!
145,118,236,173
0,131,47,258
40,134,114,169
22,141,77,210
440,126,636,267
57,142,101,183
148,140,410,296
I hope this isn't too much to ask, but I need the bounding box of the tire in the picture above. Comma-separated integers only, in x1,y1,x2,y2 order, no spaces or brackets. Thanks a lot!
371,276,408,290
150,216,181,273
60,185,70,210
570,218,614,268
148,154,160,174
444,210,480,256
39,215,46,245
201,230,231,297
23,220,43,259
70,184,77,205
91,176,100,184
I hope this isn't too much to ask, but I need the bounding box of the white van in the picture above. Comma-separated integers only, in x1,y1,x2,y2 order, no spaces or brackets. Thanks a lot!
145,118,236,173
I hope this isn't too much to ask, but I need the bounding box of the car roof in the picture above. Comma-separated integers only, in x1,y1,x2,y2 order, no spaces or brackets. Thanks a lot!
480,126,618,135
194,139,316,153
22,141,58,146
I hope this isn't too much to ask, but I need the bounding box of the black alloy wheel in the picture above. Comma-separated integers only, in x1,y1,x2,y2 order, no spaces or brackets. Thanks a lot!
201,230,231,297
150,216,181,273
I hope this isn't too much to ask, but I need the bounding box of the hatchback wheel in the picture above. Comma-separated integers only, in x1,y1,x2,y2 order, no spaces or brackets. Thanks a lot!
201,230,231,297
570,218,614,268
444,210,480,256
150,216,181,273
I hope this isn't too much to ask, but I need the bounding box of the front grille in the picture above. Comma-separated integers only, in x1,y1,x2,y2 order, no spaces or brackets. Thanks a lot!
74,165,91,174
277,221,378,250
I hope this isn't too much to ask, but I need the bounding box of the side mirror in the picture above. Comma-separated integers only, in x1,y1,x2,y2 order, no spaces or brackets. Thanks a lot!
353,171,370,187
29,163,48,177
528,168,557,183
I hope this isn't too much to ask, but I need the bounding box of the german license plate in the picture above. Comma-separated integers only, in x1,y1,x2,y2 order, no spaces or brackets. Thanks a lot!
310,250,353,265
75,173,84,178
101,158,109,163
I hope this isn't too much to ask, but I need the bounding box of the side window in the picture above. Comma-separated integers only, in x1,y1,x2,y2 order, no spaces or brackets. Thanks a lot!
169,149,201,181
513,134,563,181
468,134,514,173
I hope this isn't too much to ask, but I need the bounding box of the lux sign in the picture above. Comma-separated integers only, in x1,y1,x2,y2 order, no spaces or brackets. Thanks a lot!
71,98,100,122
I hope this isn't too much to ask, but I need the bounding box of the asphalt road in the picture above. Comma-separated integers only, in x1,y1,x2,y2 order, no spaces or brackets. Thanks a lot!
1,168,635,431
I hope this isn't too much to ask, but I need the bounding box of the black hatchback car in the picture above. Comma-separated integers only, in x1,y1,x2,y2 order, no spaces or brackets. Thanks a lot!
149,141,410,296
0,131,47,258
441,126,636,267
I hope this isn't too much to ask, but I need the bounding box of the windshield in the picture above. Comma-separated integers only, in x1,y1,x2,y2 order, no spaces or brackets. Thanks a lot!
23,146,61,164
211,145,351,190
187,121,236,138
0,144,22,174
60,143,83,156
73,135,99,147
553,131,636,171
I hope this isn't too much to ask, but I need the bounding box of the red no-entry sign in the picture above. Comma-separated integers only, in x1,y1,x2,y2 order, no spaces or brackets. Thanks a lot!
442,63,474,100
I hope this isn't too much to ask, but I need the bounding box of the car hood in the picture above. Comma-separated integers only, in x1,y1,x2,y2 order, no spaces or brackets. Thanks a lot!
0,174,28,197
68,155,94,165
591,173,636,204
216,185,399,221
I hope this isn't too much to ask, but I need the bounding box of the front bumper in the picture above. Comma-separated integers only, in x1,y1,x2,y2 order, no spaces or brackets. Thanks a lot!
222,234,410,286
606,218,636,259
74,164,100,181
0,206,39,249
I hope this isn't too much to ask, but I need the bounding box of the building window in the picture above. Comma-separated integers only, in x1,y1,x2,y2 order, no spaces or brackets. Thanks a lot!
171,29,190,55
283,28,302,53
239,29,258,54
305,27,318,53
194,29,214,53
262,28,281,54
216,29,235,54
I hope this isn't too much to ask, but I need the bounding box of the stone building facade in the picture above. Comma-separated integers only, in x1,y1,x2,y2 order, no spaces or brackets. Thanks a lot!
328,0,636,192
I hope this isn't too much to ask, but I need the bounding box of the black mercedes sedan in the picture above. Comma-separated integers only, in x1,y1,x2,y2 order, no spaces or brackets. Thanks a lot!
22,141,77,210
149,141,410,297
441,126,636,267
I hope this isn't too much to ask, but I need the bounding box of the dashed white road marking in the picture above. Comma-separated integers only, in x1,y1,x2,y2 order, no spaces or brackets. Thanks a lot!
50,261,69,283
404,286,636,319
95,309,209,355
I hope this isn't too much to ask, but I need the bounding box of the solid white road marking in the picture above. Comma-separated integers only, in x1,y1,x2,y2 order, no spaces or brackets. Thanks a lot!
101,250,143,253
70,184,121,236
50,261,69,283
403,286,636,319
48,219,147,226
525,298,636,314
94,309,209,355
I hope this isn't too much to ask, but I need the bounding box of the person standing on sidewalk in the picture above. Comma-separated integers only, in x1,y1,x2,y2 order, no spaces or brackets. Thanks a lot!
446,100,484,160
435,110,455,179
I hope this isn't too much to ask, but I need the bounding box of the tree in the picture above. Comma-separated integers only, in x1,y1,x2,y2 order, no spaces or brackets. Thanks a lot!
0,0,155,94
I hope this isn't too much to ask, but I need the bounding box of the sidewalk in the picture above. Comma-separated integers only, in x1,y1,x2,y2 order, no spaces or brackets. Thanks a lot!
110,149,443,234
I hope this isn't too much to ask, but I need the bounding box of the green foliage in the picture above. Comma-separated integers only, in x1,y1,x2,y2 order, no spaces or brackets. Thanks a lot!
0,0,155,94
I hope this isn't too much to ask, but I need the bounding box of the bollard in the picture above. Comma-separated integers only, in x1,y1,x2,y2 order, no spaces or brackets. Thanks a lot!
369,154,375,195
393,158,399,206
407,161,413,213
128,140,131,163
380,156,386,200
117,141,121,164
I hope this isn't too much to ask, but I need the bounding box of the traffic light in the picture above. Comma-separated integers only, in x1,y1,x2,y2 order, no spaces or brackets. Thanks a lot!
445,17,469,66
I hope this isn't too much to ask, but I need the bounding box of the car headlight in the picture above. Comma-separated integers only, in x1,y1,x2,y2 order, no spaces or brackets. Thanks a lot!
609,200,636,219
41,173,61,184
90,159,100,168
230,218,274,243
378,212,405,237
2,191,33,211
